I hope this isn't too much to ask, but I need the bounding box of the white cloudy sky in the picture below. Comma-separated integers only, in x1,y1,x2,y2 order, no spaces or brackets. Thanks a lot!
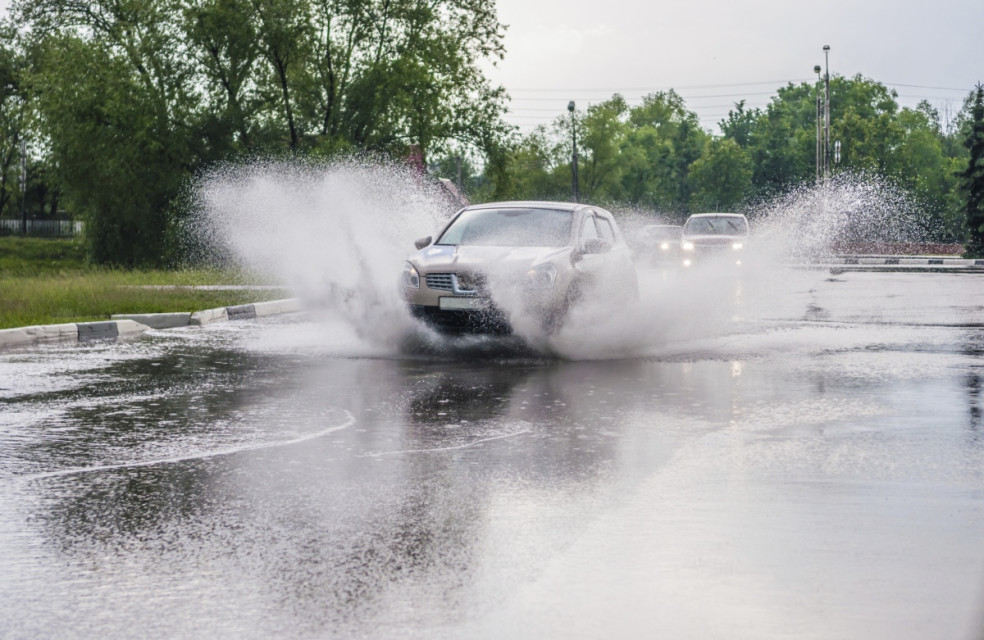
2,0,980,134
486,0,984,132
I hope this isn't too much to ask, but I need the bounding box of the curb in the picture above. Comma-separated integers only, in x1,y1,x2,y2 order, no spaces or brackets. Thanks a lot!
822,256,984,274
0,298,303,351
836,256,984,267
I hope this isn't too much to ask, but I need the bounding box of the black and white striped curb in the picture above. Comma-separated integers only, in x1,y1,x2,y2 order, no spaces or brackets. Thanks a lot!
0,298,302,350
820,256,984,273
837,256,984,267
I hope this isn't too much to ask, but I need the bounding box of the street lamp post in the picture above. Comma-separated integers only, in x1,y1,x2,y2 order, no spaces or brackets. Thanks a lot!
568,100,579,203
814,64,823,181
823,44,831,181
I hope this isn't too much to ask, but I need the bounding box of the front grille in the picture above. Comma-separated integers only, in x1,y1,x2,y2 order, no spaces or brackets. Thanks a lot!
454,272,486,292
426,273,454,291
425,272,486,294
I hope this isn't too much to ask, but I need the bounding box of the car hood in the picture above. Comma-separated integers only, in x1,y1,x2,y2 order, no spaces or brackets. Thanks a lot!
410,244,569,272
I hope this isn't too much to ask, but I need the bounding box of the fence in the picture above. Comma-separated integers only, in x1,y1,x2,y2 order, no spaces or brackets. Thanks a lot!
0,219,83,238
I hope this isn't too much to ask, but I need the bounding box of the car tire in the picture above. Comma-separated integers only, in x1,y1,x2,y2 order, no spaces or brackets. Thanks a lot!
543,282,582,335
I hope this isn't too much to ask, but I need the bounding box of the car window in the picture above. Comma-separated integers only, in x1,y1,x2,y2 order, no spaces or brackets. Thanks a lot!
579,215,599,248
684,216,748,236
437,208,573,247
596,217,615,242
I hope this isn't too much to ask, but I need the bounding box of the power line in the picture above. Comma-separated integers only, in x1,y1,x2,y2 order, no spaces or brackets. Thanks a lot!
506,80,799,92
507,91,780,102
507,81,973,94
883,82,971,92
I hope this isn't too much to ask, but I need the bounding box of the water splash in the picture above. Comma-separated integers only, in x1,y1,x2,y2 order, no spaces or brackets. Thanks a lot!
190,158,457,350
189,163,928,361
747,171,930,263
548,172,931,360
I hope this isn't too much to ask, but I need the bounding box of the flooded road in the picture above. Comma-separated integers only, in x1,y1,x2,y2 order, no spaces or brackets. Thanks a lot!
1,270,983,639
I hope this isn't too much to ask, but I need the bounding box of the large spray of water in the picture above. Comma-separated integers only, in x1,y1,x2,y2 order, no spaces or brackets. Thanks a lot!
190,161,927,360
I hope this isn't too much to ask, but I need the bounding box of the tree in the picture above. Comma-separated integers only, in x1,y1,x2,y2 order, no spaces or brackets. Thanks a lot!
0,31,27,221
11,0,511,264
737,81,817,195
963,83,984,257
620,91,708,214
688,138,752,211
719,100,757,149
500,125,569,202
29,36,189,265
17,0,203,265
181,0,263,152
578,96,629,202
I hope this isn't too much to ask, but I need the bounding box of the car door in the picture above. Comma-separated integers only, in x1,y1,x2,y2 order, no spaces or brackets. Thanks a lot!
574,212,617,291
575,211,638,301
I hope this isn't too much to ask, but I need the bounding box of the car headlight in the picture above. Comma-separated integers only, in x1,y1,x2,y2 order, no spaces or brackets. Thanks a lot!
400,262,420,288
682,241,695,251
526,264,557,289
732,242,744,250
659,242,670,250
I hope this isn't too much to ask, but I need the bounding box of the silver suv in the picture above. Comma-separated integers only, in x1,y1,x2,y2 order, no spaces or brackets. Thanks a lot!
400,201,637,334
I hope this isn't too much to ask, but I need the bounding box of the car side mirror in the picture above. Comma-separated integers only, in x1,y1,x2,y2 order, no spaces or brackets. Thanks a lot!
414,236,432,250
581,238,613,255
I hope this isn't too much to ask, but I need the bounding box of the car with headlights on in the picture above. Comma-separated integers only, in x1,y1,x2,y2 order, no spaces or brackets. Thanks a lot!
680,213,749,267
400,201,637,334
635,224,683,264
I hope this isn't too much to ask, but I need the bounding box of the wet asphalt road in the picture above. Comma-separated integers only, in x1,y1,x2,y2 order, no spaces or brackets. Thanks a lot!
1,269,983,639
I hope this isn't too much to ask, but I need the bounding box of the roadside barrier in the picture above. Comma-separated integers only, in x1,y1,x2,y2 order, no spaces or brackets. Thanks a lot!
0,298,303,350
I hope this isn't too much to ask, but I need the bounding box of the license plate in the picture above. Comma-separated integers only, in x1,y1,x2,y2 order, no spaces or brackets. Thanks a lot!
439,296,486,311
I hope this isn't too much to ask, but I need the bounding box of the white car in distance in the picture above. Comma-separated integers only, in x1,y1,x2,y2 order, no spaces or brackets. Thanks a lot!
680,213,749,267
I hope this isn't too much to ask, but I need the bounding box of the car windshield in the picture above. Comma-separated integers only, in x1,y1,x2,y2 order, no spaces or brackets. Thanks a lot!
684,216,748,236
437,207,573,247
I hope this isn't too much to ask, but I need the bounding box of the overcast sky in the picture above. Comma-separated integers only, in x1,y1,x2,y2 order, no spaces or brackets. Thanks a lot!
485,0,984,133
2,0,980,134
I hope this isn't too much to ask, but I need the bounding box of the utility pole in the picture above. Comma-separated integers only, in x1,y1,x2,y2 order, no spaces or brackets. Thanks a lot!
823,45,831,181
568,101,579,203
814,64,823,181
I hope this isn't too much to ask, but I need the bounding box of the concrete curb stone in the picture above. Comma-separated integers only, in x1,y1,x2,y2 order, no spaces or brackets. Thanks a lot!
838,256,984,267
0,298,303,351
0,323,79,349
77,319,150,342
189,306,229,326
111,312,192,329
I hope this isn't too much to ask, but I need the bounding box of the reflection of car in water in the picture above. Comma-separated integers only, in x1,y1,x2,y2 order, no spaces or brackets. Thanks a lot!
400,201,637,335
634,224,683,264
680,213,749,267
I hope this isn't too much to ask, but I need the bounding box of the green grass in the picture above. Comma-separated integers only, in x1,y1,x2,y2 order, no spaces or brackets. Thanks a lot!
0,235,88,273
0,237,290,330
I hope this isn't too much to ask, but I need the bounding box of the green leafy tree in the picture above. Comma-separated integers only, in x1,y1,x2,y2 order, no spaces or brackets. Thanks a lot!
0,30,27,221
11,0,511,264
738,81,817,195
29,36,187,265
719,100,757,148
832,76,904,174
181,0,263,152
17,0,203,265
578,95,629,202
620,90,708,214
963,83,984,257
688,138,752,211
500,125,569,201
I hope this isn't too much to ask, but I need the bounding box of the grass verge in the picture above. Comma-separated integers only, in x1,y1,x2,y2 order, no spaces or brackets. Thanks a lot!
0,237,290,330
